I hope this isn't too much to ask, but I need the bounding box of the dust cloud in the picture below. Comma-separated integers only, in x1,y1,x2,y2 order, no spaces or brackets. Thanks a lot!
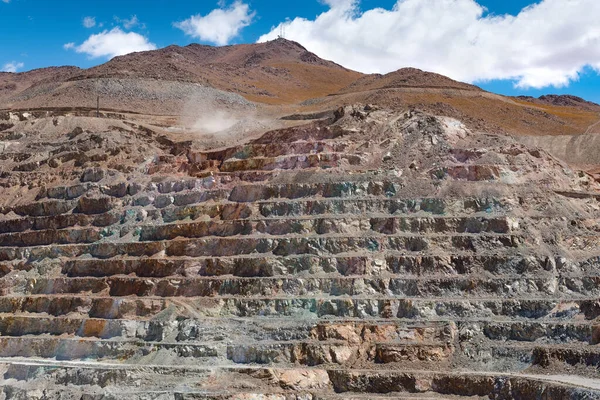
178,93,278,147
180,95,243,135
192,109,238,134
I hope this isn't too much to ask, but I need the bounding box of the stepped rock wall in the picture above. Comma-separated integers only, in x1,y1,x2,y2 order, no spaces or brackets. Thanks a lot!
0,105,599,399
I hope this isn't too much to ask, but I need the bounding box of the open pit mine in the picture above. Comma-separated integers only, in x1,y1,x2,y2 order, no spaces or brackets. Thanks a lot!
0,39,600,399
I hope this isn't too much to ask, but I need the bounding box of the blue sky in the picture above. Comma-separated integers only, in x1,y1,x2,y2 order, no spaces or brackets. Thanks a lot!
1,0,600,103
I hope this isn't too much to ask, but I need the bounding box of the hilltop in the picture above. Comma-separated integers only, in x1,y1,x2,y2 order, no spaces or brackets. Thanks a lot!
0,39,362,109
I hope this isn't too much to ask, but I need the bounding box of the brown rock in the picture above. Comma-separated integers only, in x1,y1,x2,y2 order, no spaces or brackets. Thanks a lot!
277,369,330,390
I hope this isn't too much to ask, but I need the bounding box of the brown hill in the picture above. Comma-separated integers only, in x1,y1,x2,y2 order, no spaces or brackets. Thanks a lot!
310,86,599,137
0,66,81,105
337,67,481,93
517,94,600,112
77,38,364,104
0,38,598,143
0,39,362,108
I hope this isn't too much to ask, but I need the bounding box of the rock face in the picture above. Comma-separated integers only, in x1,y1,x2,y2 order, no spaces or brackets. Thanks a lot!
0,105,600,399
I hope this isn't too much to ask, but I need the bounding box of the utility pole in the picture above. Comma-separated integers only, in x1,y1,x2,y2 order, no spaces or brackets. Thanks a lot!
94,79,100,118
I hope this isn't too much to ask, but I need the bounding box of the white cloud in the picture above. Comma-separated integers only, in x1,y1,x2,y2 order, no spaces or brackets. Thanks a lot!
83,16,96,28
1,61,24,73
115,15,143,29
66,27,157,59
2,0,10,3
175,1,255,46
63,42,75,50
258,0,600,89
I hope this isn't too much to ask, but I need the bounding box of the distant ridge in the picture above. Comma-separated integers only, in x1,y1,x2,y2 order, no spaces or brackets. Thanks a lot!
516,94,600,112
337,67,482,94
0,38,599,139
